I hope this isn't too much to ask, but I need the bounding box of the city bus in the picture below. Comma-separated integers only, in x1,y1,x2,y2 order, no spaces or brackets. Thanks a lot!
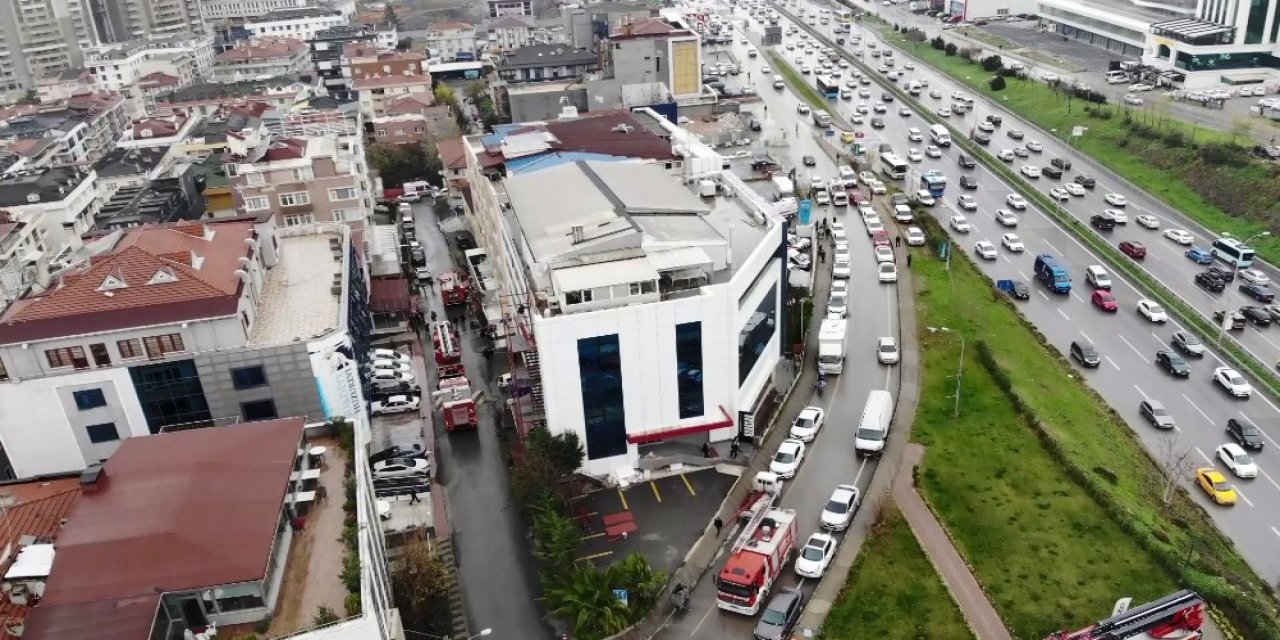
815,75,839,100
837,9,853,22
1212,237,1257,268
879,153,908,180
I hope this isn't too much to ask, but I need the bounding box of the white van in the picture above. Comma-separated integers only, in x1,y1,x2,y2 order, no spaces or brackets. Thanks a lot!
773,75,785,89
1085,265,1112,289
854,390,894,456
929,124,952,147
1105,70,1129,84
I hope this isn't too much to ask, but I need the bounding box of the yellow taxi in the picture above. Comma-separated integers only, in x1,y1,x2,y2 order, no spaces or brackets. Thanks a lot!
1195,467,1237,506
840,131,856,143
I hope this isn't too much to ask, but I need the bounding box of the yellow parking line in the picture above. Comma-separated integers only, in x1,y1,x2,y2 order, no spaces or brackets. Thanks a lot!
583,532,607,540
681,473,697,496
618,488,629,511
577,551,613,562
651,481,663,503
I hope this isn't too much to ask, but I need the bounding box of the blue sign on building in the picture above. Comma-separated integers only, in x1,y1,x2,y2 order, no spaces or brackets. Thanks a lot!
799,199,812,225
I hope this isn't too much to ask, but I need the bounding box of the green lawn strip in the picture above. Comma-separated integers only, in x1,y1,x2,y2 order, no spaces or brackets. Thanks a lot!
766,50,829,110
823,504,973,640
908,213,1280,639
874,26,1280,263
905,237,1175,637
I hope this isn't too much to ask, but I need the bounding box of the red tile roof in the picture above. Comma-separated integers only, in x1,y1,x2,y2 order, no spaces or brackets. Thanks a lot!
437,137,467,170
216,37,306,62
0,478,81,640
352,75,432,90
370,276,412,312
137,72,180,88
383,93,436,115
610,17,687,38
131,114,188,138
23,419,307,640
0,221,255,345
260,137,308,161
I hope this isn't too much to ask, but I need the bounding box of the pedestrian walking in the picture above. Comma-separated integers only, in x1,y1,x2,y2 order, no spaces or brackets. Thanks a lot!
409,490,421,504
713,516,724,536
730,440,741,459
907,253,913,268
896,235,902,247
819,250,826,263
430,310,438,322
701,442,711,458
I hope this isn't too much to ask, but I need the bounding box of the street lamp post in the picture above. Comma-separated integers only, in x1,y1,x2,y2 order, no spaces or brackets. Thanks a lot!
929,326,965,417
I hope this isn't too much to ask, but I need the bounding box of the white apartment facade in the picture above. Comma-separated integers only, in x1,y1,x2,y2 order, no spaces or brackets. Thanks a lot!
461,117,789,480
84,34,215,92
423,21,478,60
0,167,101,259
212,37,311,81
243,7,354,41
199,0,308,20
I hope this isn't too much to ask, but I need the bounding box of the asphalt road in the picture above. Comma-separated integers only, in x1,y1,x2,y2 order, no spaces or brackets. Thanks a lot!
768,0,1280,584
659,8,902,637
410,204,550,638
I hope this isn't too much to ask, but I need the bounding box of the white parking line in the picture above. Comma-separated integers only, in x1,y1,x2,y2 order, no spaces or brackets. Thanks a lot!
1057,308,1070,321
1272,526,1280,539
1195,446,1213,465
1018,270,1029,280
852,457,869,485
1117,335,1146,359
1105,356,1121,371
1070,290,1084,303
1236,486,1255,507
1133,384,1149,400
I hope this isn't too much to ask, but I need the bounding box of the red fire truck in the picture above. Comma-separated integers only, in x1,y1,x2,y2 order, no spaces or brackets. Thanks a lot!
715,501,797,616
1047,590,1204,640
435,376,478,431
439,270,470,306
430,320,465,378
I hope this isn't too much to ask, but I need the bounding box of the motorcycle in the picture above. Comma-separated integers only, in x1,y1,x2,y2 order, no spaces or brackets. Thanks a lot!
670,583,690,613
815,376,827,397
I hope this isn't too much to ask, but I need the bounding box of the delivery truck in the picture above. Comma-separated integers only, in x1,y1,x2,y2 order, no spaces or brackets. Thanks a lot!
817,318,847,374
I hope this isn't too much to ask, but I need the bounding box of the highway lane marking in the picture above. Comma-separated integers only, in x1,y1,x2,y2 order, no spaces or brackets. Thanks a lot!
1236,486,1255,507
1182,394,1215,426
1039,289,1050,301
682,473,698,496
651,481,663,503
1080,331,1093,344
1195,446,1213,464
1272,526,1280,539
688,598,718,638
1070,290,1084,303
1118,334,1146,359
1105,356,1121,371
1249,326,1280,353
1043,239,1063,255
1057,308,1070,321
1236,411,1280,449
1257,467,1280,493
852,457,870,486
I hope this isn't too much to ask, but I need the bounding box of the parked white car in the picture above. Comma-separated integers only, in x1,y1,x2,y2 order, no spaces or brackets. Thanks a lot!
995,209,1019,227
369,348,411,363
1214,367,1253,398
874,245,895,263
372,457,430,479
974,240,998,260
770,439,807,478
820,484,862,530
878,261,898,283
1216,443,1258,479
1020,165,1042,178
877,336,900,364
1006,194,1027,210
1104,193,1128,207
1239,269,1271,286
794,532,837,578
1135,214,1161,229
957,194,978,210
906,227,926,246
789,406,826,442
371,394,421,415
1064,183,1086,197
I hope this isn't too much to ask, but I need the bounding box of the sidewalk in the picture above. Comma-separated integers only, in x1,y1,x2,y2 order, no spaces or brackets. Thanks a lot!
894,444,1013,640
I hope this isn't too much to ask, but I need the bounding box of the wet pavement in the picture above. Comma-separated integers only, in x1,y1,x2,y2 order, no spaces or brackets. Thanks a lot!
408,198,551,639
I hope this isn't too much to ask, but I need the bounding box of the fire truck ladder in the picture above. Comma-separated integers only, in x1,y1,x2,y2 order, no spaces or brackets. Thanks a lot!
731,492,777,554
1070,590,1204,640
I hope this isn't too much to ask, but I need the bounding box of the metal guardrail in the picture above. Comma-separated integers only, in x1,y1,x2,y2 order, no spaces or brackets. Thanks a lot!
773,3,1280,404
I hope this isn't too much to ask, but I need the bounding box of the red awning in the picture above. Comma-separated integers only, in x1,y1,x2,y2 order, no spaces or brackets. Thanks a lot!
369,277,413,313
626,406,735,444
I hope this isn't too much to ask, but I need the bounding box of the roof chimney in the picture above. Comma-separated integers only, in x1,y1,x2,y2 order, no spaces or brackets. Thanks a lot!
80,463,106,492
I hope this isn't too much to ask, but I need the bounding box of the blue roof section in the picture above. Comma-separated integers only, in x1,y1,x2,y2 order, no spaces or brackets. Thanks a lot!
481,124,528,147
507,151,634,175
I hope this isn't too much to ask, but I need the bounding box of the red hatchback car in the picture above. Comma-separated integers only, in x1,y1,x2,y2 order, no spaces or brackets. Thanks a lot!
872,229,891,247
1092,289,1119,312
1119,241,1147,259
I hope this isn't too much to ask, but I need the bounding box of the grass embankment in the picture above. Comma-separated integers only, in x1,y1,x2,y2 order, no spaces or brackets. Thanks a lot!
824,505,973,640
903,214,1279,638
766,50,830,111
875,26,1280,265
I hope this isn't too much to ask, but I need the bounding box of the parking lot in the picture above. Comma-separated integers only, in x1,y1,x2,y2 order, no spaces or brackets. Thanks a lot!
570,468,737,572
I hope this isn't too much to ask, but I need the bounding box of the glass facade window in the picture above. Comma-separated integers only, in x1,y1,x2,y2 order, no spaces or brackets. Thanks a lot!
1245,0,1268,44
73,389,107,410
675,322,704,419
241,399,279,421
129,360,212,433
738,284,778,384
231,365,268,390
578,334,627,460
1175,50,1280,70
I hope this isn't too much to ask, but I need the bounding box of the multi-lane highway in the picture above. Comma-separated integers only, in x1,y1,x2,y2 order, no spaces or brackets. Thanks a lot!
763,0,1280,581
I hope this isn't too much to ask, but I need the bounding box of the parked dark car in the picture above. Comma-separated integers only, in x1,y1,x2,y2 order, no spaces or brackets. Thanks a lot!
1205,265,1235,282
1240,282,1275,302
369,444,428,465
882,92,894,102
1051,157,1072,171
1241,305,1273,326
1042,165,1063,179
753,588,804,640
959,175,979,189
958,153,976,168
1227,417,1265,451
1195,271,1226,292
1155,350,1191,377
985,114,1003,127
1074,174,1097,188
1139,399,1176,429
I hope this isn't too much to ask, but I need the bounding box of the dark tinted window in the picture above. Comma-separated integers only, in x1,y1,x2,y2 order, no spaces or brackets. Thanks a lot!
231,365,268,390
579,334,627,460
676,322,704,419
73,389,107,410
86,422,120,444
739,284,779,384
241,399,278,421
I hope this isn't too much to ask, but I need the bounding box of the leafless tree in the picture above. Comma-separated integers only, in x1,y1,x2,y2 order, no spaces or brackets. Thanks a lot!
1153,432,1196,508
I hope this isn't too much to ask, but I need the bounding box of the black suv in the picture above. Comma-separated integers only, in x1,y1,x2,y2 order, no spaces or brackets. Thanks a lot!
959,175,979,189
1070,340,1100,368
1195,271,1226,292
1227,417,1265,450
958,153,976,168
1205,265,1235,282
1241,305,1273,326
1051,157,1072,171
1074,174,1097,188
973,131,991,145
1155,350,1191,377
1042,165,1063,179
1090,214,1115,231
985,114,1003,127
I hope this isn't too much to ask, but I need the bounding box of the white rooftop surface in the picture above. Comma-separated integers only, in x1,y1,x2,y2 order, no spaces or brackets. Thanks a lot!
250,231,342,345
553,256,660,291
503,161,639,262
429,61,486,73
6,543,55,580
506,79,582,95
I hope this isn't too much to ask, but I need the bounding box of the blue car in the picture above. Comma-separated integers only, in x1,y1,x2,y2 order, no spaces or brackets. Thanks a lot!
1185,246,1215,264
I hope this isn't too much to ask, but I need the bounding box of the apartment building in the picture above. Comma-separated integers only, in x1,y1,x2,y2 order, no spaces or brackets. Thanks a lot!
212,37,311,81
309,24,396,97
230,133,373,227
0,92,130,167
154,76,312,116
497,43,599,82
244,6,354,41
459,110,793,479
83,34,215,93
0,168,100,261
0,218,373,478
371,94,457,146
609,15,703,100
345,48,433,116
423,20,479,61
0,0,98,95
37,70,98,104
489,15,537,51
199,0,309,20
487,0,533,18
88,0,207,43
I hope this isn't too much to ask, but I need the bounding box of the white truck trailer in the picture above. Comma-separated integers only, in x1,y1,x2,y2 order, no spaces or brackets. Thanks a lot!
817,318,848,374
